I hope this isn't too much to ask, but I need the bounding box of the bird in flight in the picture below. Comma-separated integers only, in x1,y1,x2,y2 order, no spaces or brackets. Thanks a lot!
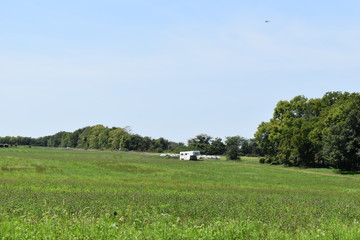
265,20,270,23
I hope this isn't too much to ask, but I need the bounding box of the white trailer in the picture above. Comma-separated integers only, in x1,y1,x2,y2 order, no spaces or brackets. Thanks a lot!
179,151,201,160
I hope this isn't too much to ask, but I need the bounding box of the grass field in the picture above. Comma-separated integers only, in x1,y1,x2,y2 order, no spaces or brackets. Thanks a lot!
0,147,359,239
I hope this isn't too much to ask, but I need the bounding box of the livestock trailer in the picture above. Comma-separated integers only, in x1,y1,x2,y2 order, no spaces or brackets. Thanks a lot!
179,151,201,160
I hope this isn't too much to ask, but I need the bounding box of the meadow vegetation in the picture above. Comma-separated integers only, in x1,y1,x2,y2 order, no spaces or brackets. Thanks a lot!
0,147,359,239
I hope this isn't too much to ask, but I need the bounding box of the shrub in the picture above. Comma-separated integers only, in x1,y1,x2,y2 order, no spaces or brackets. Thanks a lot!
226,146,240,160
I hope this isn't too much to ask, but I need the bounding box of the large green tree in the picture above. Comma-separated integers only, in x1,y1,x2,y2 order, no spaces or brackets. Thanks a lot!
225,136,245,160
255,92,360,170
321,94,360,170
208,138,226,155
187,134,212,154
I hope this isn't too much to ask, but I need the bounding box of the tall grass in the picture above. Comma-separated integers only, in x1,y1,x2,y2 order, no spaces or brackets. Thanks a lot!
0,147,359,239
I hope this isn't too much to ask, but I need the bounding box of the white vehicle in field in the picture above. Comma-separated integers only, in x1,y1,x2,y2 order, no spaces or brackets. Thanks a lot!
179,151,201,160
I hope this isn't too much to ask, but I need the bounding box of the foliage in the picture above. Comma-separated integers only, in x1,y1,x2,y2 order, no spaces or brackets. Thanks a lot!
255,92,360,170
0,125,183,153
225,145,240,160
321,95,360,170
187,134,213,154
207,137,226,155
187,134,260,156
225,136,243,160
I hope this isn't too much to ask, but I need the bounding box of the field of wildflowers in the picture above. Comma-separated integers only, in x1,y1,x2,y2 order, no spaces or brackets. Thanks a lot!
0,147,359,239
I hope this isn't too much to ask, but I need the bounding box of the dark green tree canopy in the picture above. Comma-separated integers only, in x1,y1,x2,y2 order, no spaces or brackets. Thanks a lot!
255,92,360,170
187,134,213,154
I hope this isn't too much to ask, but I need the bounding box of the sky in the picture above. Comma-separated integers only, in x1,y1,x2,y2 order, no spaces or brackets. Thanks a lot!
1,0,360,143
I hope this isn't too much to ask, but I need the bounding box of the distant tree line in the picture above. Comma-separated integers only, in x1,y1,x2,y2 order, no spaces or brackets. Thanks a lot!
0,125,260,157
0,125,183,153
185,134,261,159
255,92,360,171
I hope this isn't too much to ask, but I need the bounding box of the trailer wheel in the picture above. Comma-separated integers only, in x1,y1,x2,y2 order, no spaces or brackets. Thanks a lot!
190,155,197,160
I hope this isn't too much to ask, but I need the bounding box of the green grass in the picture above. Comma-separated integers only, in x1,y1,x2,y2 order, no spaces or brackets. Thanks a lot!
0,147,359,239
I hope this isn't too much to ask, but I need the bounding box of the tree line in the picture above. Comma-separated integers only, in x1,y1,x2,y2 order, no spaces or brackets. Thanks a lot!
0,125,259,157
255,91,360,171
186,134,261,158
0,125,182,153
2,91,358,170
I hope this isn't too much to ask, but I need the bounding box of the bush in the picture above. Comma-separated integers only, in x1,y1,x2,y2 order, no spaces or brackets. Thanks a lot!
226,146,240,160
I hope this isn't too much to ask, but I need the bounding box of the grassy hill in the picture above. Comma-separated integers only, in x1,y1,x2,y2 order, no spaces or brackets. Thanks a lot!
0,147,359,239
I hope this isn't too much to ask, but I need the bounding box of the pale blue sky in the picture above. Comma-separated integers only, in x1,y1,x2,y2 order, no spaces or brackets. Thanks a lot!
1,1,359,143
